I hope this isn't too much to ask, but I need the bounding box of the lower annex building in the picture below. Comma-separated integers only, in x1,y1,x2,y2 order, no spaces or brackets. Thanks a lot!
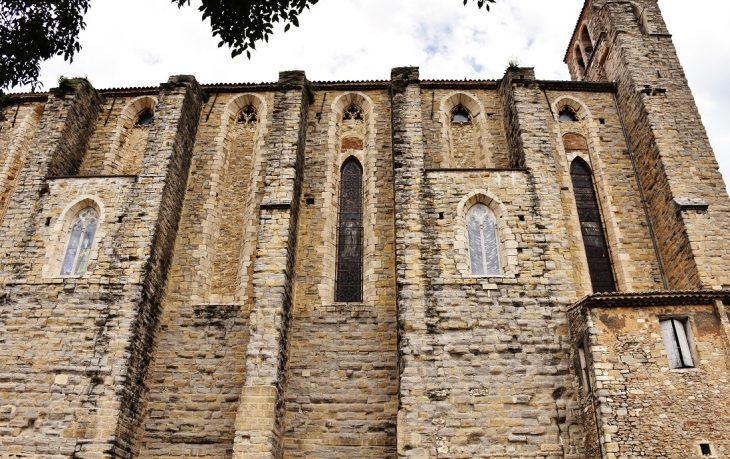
1,0,730,457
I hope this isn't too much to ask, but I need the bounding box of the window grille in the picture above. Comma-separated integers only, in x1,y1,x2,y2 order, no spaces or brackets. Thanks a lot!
335,158,363,302
660,318,695,369
60,207,98,276
570,159,616,293
466,203,501,276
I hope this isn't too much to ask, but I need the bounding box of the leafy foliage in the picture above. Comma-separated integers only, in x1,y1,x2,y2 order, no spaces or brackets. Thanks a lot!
2,0,497,90
173,0,320,59
1,0,90,90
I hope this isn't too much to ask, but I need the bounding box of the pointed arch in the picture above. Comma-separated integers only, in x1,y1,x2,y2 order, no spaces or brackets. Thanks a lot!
335,156,364,302
570,158,616,293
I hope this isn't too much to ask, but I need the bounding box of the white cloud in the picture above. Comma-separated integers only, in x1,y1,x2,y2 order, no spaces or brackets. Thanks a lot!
13,0,730,184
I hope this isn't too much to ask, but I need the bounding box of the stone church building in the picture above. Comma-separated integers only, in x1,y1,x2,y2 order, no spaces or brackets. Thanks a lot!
1,0,729,457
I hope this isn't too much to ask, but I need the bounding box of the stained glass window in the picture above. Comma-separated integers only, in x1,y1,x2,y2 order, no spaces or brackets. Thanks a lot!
60,207,98,276
570,159,616,293
467,203,501,276
335,158,363,302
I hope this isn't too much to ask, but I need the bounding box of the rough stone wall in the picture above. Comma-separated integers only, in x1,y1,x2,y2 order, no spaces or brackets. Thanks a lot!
571,0,730,290
282,88,398,458
545,89,662,294
0,102,44,226
421,88,510,169
231,72,309,459
395,70,589,458
570,300,730,458
210,121,256,300
137,88,272,457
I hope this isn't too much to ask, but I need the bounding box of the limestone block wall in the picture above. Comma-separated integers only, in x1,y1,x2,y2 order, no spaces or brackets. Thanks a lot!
421,85,510,170
0,101,44,225
282,86,398,458
569,0,730,290
137,87,274,458
544,88,662,295
0,76,202,458
569,294,730,458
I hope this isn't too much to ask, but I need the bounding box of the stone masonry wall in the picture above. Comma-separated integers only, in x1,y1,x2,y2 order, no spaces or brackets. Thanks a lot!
572,0,730,290
570,299,730,458
137,88,273,458
0,101,44,226
282,88,398,458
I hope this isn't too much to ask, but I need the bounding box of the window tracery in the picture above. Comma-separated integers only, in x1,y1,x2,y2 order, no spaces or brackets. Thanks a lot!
237,105,258,124
60,207,98,276
467,203,501,276
343,105,363,121
451,106,472,124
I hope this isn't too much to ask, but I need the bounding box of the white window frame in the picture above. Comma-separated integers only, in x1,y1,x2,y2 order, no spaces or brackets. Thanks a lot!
660,318,695,369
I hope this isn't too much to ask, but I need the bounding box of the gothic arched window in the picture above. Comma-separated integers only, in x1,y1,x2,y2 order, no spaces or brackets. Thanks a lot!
60,207,99,276
335,158,363,302
238,105,258,124
467,203,501,276
135,109,154,127
570,159,616,293
451,106,472,124
559,108,579,122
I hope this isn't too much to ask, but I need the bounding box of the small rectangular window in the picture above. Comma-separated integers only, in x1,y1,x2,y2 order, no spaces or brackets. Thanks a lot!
660,318,695,369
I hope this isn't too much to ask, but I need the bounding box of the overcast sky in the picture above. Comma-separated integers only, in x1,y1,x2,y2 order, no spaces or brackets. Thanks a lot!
17,0,730,183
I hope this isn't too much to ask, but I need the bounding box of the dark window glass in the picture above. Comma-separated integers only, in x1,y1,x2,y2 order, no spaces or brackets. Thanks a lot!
135,110,154,127
570,159,616,293
336,158,363,302
559,108,579,122
451,106,471,124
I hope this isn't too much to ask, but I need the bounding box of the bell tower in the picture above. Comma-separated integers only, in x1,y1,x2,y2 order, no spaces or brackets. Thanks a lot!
566,0,730,290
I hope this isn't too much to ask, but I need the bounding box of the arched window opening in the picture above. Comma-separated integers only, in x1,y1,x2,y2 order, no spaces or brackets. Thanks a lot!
559,108,579,122
237,105,258,124
570,159,616,293
343,105,363,121
335,158,363,302
467,203,501,276
451,106,472,124
575,45,586,71
135,109,154,127
60,207,99,276
580,26,594,61
631,4,648,34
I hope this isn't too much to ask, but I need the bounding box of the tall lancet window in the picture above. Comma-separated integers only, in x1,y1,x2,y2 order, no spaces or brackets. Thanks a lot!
60,207,98,276
467,204,501,276
570,159,616,293
336,158,363,302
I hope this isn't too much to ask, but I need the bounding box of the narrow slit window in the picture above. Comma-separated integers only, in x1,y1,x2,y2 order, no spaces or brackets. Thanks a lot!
60,207,98,276
570,159,616,293
467,203,501,276
660,318,695,369
335,158,363,302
